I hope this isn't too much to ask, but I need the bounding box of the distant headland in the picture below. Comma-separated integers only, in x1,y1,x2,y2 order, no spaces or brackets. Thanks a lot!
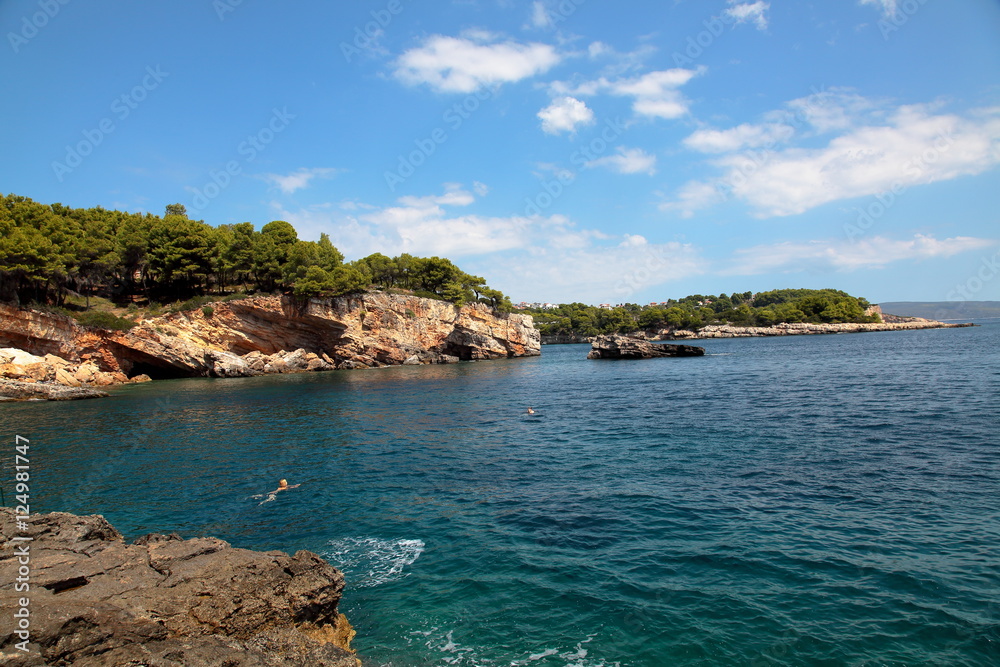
517,289,973,344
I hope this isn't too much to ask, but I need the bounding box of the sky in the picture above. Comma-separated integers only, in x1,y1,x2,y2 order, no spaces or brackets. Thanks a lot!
2,0,999,305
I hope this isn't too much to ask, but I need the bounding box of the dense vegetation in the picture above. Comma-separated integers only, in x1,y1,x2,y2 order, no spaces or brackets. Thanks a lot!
525,289,880,337
0,194,511,312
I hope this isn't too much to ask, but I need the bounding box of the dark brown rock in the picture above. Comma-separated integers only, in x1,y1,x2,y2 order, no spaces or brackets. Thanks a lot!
587,334,705,359
0,509,359,666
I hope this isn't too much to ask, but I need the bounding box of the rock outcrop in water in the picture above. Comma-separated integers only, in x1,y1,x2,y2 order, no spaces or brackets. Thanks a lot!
0,292,540,399
0,508,359,666
587,334,705,359
0,378,109,401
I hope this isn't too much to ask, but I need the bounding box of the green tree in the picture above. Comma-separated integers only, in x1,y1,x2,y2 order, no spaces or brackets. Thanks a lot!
316,233,344,272
147,216,217,294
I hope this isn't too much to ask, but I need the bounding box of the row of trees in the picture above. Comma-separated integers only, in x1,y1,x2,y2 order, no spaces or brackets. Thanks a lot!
0,195,510,310
526,289,879,337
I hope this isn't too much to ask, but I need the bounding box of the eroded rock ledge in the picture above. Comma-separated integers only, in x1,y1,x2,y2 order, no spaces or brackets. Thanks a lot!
0,508,359,666
0,292,540,399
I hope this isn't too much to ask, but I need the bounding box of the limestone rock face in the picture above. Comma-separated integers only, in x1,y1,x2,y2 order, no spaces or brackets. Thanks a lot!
0,508,359,667
0,293,541,397
587,335,705,359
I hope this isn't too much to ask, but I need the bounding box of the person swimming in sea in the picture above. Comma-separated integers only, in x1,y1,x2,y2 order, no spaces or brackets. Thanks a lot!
526,407,535,414
272,478,300,493
255,478,301,505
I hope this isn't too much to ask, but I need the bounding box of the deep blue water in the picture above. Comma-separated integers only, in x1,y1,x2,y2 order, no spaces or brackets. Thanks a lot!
3,323,999,666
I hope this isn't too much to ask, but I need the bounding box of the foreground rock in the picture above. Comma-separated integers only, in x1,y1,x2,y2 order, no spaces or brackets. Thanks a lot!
587,334,705,359
0,508,359,666
0,293,541,397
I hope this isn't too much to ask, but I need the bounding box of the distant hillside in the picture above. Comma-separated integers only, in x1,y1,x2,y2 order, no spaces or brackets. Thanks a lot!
879,301,1000,321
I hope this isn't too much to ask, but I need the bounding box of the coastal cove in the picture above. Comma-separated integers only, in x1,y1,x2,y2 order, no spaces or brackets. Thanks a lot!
4,323,998,665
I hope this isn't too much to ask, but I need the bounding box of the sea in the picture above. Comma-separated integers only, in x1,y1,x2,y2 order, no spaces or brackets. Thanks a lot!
4,322,998,666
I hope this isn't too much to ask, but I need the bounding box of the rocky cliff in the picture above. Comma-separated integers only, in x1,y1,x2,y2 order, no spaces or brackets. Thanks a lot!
0,293,540,399
0,508,358,666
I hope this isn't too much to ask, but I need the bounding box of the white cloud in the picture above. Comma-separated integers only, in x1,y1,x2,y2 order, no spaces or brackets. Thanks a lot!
731,106,1000,217
538,96,595,135
609,68,704,119
588,41,611,58
585,147,657,175
784,89,878,133
666,98,1000,218
393,34,560,93
724,1,770,30
859,0,899,19
660,181,726,219
472,238,705,303
530,1,550,28
261,167,338,194
473,181,490,196
726,234,995,275
269,184,706,303
684,123,794,153
550,67,703,121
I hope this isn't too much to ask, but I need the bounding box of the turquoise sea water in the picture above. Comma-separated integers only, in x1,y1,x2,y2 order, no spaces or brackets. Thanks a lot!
4,323,999,666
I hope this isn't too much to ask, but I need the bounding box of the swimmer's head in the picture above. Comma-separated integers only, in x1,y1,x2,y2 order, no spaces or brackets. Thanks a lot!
278,479,288,489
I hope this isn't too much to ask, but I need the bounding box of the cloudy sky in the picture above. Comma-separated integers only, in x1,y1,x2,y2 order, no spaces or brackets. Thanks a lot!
3,0,999,304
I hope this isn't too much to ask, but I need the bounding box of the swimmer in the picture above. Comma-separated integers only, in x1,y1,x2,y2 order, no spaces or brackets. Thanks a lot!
526,407,535,414
256,478,301,505
271,478,301,493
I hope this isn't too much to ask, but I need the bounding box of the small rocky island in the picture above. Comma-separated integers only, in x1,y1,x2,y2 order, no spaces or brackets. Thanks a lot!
587,334,705,359
0,508,359,666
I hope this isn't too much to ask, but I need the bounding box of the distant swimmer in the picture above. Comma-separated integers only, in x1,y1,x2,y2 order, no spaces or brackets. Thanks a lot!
526,407,535,414
256,478,301,505
272,478,301,493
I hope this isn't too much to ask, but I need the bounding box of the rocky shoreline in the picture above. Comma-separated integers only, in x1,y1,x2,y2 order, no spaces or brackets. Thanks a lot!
0,292,540,401
665,320,975,339
541,318,972,346
0,508,359,666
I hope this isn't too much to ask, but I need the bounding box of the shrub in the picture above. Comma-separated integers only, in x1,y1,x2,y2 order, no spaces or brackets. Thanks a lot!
202,306,214,317
74,310,136,331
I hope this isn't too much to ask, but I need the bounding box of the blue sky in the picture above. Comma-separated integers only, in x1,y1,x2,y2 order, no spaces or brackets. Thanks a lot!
2,0,999,305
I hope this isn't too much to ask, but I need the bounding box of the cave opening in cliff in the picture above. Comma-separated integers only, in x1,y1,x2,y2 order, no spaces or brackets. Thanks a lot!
127,361,197,381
